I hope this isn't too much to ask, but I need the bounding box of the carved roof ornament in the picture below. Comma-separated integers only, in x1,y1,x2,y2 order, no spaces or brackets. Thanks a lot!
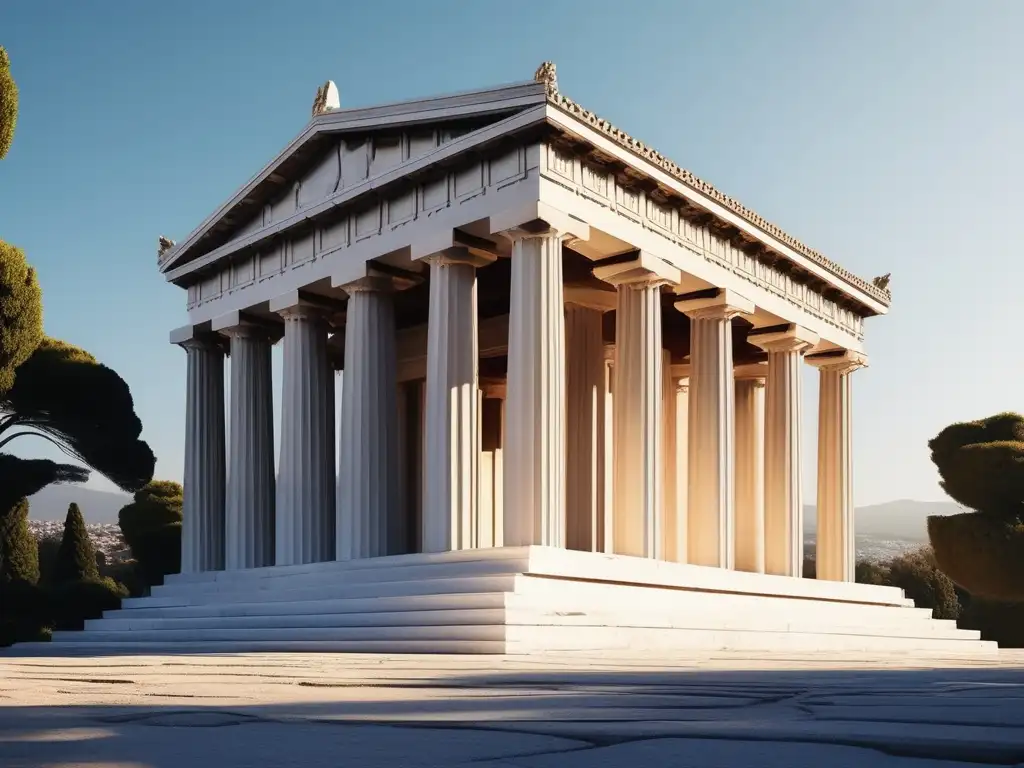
872,273,891,291
534,61,558,93
540,87,892,304
311,80,340,117
157,235,175,262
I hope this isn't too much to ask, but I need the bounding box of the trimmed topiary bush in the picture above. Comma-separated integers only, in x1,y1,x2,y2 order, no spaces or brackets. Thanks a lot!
928,513,1024,601
118,480,182,587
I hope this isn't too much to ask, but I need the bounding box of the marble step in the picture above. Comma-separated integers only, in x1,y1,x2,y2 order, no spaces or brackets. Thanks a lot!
163,546,531,586
122,575,521,609
49,623,992,654
505,625,997,654
82,606,975,640
151,556,530,596
13,639,506,654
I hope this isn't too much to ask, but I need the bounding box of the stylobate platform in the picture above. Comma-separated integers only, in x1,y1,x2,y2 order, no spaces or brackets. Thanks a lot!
20,547,994,654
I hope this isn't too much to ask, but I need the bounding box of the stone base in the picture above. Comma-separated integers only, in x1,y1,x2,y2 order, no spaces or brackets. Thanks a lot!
27,547,994,654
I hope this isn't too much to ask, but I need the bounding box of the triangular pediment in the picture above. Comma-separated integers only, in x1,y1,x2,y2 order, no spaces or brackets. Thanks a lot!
160,80,547,273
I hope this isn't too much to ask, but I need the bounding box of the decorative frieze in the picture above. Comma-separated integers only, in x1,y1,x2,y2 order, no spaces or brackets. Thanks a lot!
186,142,536,312
542,143,867,341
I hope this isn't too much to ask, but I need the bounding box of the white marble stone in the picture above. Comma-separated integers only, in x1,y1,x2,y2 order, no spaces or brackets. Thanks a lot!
675,290,754,569
337,278,399,560
810,350,867,582
422,251,485,552
222,324,276,570
564,303,608,552
275,303,336,566
179,335,226,573
751,325,818,578
734,373,765,573
503,231,567,548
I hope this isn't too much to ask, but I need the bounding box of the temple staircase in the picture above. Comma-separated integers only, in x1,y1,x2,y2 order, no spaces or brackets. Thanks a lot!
18,547,995,654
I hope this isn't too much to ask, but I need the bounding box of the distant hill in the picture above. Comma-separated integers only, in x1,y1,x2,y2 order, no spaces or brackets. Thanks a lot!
805,499,965,542
26,485,131,524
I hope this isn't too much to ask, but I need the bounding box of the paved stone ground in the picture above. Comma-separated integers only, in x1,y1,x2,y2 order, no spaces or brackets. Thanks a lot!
3,650,1024,767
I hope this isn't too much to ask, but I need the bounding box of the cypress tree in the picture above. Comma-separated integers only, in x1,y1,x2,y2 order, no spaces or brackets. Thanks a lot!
0,497,39,584
53,503,98,584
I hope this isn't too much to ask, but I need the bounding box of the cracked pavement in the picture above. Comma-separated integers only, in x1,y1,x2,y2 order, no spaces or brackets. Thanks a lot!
3,651,1024,767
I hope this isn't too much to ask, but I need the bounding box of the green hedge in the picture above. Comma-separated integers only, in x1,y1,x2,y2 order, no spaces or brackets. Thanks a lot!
928,513,1024,601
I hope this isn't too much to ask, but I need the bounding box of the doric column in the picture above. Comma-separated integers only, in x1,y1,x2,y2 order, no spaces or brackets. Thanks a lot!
675,289,754,568
177,332,226,573
595,254,679,559
564,289,615,552
734,366,766,573
503,230,568,547
272,298,336,566
750,324,819,578
219,322,277,570
660,350,677,562
336,277,399,560
421,248,491,553
668,371,689,562
809,350,866,582
479,379,505,549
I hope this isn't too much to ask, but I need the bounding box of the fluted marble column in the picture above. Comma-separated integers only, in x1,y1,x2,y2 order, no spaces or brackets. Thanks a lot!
222,324,276,570
422,249,488,553
668,373,689,562
734,370,766,573
565,300,612,552
504,231,567,547
179,335,226,573
479,380,505,549
595,255,679,559
337,277,399,560
660,352,677,562
809,350,866,582
274,303,335,565
675,289,753,568
751,325,818,577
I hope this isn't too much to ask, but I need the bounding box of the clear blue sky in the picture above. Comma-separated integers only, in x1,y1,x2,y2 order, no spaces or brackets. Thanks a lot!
1,0,1021,506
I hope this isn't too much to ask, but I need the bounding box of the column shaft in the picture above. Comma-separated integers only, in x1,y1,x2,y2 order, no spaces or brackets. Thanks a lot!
276,307,335,565
812,352,865,582
504,232,566,547
565,304,607,552
734,377,765,573
224,326,276,570
676,290,753,568
180,338,226,573
753,326,817,578
422,257,480,552
337,280,399,560
479,385,505,548
661,350,677,562
671,377,689,562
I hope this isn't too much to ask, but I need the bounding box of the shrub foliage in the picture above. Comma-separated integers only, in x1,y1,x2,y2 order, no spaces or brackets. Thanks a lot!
119,480,183,587
53,503,99,584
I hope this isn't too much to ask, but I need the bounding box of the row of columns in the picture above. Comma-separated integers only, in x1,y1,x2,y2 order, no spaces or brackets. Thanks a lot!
179,231,864,583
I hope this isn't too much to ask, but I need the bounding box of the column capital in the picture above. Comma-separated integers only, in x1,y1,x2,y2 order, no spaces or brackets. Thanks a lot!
211,312,282,343
336,275,395,295
171,325,227,353
748,323,819,354
674,288,754,320
593,251,680,290
488,200,590,243
807,349,868,374
269,289,342,320
564,286,617,312
423,246,495,269
734,362,768,384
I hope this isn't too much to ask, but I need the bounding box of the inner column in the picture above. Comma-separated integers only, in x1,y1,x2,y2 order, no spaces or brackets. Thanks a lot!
675,289,754,569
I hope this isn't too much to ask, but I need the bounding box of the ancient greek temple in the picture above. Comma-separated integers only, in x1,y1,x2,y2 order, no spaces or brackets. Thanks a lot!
53,65,992,653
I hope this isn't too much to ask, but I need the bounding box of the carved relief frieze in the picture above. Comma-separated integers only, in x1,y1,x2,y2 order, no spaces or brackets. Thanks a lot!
185,144,535,312
542,142,865,340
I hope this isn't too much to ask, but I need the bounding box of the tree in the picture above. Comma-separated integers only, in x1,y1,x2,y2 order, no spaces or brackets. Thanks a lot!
0,46,17,160
53,503,99,584
927,413,1024,600
886,548,960,621
119,480,182,587
0,338,156,501
0,497,38,584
